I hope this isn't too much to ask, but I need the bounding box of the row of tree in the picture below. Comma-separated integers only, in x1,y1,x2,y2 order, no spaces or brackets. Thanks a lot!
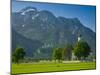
53,44,73,63
12,40,91,64
53,40,91,62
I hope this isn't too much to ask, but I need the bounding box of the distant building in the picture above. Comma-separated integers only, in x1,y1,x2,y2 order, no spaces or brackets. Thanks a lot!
78,34,82,42
72,52,76,60
72,34,82,61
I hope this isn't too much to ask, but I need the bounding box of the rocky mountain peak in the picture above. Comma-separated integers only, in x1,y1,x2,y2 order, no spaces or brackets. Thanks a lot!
20,6,37,15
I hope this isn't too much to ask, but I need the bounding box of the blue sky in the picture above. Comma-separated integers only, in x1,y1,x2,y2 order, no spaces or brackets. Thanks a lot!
12,1,96,32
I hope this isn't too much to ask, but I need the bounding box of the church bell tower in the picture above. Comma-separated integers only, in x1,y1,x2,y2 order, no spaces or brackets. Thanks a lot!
78,34,82,42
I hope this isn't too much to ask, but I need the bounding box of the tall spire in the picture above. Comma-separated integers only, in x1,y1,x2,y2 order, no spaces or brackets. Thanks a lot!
78,33,81,42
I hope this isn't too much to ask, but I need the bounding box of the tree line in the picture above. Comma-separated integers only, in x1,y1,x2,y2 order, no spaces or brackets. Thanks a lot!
53,40,91,63
12,40,91,64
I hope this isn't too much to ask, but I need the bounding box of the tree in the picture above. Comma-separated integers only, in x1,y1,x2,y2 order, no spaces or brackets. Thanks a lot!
62,44,73,60
74,41,91,60
13,47,25,64
53,48,63,63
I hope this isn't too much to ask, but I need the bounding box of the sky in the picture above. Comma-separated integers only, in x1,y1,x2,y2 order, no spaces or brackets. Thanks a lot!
12,0,96,32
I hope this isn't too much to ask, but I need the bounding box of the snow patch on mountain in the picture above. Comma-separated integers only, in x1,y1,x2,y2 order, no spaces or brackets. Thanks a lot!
32,14,39,20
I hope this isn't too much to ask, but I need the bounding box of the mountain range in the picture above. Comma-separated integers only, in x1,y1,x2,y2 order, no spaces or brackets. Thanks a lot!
12,7,96,59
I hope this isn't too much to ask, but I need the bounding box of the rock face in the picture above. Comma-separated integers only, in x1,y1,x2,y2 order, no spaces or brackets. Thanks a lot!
12,29,43,57
11,7,96,58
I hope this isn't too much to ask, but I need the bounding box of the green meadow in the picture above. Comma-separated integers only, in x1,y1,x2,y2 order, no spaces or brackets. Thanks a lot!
12,62,96,74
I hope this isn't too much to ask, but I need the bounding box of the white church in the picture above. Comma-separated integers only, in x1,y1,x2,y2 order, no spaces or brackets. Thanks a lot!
71,34,81,60
71,34,95,61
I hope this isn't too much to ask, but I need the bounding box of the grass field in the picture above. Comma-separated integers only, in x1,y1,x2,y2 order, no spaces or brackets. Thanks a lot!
12,62,96,74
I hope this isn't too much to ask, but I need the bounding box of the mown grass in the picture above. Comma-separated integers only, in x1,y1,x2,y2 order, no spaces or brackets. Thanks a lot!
12,62,96,74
